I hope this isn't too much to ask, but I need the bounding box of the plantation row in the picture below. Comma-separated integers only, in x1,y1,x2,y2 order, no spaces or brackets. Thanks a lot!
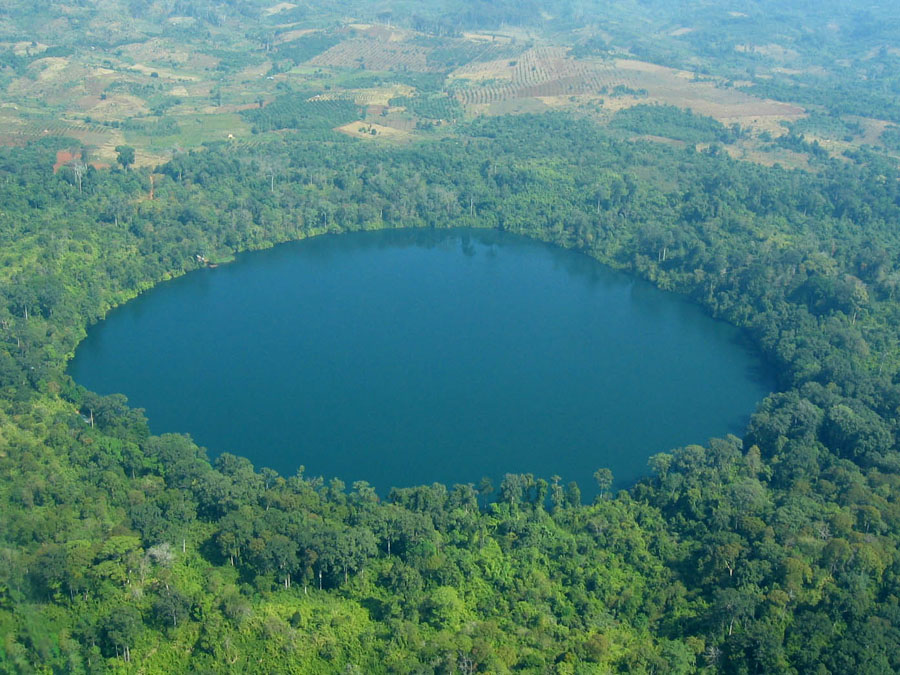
389,94,464,121
0,120,117,147
240,95,361,133
454,69,649,106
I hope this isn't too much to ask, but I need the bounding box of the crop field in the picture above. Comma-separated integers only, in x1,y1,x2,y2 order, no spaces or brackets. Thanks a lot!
0,15,876,168
307,38,434,72
450,46,592,83
451,49,804,134
0,113,117,147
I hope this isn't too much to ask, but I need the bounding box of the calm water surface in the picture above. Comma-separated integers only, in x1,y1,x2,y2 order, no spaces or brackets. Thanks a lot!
69,228,772,494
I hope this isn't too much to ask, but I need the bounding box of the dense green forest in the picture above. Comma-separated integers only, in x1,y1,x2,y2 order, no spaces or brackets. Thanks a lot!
4,0,900,672
3,112,900,671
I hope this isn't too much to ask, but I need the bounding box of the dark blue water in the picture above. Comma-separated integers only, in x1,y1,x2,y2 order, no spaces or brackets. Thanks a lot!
69,228,772,494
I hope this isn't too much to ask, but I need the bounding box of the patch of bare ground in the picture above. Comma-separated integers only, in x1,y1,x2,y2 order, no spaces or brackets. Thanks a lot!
275,29,320,44
53,149,78,173
727,140,812,170
263,2,297,16
374,117,418,132
128,63,202,81
346,24,409,42
8,42,49,56
771,65,830,77
462,32,516,44
116,39,193,67
237,61,273,82
848,116,894,146
27,57,70,82
166,16,196,27
535,94,594,108
80,94,150,120
336,121,409,140
7,60,104,105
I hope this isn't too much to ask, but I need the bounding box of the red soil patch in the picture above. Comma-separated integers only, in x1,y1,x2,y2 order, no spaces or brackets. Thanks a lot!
53,149,77,173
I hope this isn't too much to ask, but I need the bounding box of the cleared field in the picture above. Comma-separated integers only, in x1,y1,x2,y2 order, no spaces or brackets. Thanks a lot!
128,63,202,81
263,2,297,16
346,24,410,42
336,121,409,140
307,38,433,72
726,140,812,170
852,116,894,145
80,94,150,120
0,18,872,169
374,116,419,132
0,115,124,164
461,32,516,44
451,46,592,83
452,50,805,134
275,29,320,44
124,113,251,149
114,38,214,71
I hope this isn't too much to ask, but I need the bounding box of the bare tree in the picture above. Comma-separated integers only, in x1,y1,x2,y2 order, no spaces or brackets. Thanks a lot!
70,160,87,194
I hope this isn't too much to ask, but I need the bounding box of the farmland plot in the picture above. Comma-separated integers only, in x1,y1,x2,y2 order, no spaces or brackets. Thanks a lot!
307,38,434,72
452,47,622,105
309,84,415,107
453,49,805,132
0,116,120,153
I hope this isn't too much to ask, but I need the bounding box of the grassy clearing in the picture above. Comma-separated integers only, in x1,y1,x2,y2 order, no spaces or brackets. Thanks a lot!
123,113,251,151
336,121,410,141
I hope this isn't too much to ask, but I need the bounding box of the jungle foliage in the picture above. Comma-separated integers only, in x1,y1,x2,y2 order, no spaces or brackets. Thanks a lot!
3,111,900,671
3,0,900,672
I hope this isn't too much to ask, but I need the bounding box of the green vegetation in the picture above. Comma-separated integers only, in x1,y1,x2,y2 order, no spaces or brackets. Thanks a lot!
879,126,900,152
4,110,900,671
241,92,361,134
275,35,343,66
4,0,900,672
785,112,863,143
389,94,464,121
609,104,739,144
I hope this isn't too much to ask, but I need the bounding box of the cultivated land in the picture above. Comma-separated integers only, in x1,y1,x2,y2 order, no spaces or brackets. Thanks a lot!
1,4,897,170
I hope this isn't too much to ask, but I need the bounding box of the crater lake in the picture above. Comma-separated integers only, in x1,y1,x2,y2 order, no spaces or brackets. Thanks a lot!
68,228,773,495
